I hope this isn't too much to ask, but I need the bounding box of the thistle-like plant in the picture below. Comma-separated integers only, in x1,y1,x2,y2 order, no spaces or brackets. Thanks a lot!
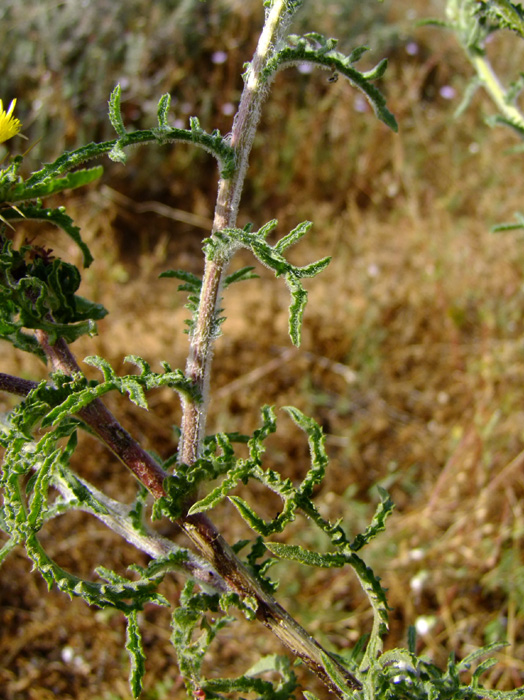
1,1,524,698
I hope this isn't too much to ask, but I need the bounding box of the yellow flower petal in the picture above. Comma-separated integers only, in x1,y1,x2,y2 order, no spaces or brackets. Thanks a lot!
0,99,22,145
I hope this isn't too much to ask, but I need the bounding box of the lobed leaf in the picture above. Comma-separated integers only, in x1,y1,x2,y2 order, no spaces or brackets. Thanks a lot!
349,486,395,552
5,166,103,207
274,220,313,254
0,238,105,349
223,266,258,287
207,222,330,346
477,0,524,38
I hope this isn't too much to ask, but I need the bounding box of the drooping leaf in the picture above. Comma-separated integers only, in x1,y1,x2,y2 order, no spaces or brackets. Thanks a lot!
1,203,94,267
262,33,397,131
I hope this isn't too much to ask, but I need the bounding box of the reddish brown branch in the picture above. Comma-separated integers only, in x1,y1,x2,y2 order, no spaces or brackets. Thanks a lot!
0,373,38,397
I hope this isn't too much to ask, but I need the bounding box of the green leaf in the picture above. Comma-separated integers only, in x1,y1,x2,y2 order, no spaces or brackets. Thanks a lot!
457,642,509,672
210,222,330,346
349,486,395,551
0,537,18,566
126,610,146,699
159,269,203,334
478,0,524,38
274,220,312,254
108,84,127,138
1,204,94,267
108,141,127,164
263,34,398,131
157,93,171,128
349,552,389,667
23,532,168,613
287,279,308,346
265,542,347,568
6,166,103,205
244,654,291,677
159,269,202,289
56,462,110,516
203,653,297,699
319,649,361,697
229,495,274,535
492,212,524,232
223,266,258,287
171,581,233,694
0,238,105,349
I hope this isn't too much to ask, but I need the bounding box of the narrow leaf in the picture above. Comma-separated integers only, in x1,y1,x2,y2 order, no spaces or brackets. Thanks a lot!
229,495,274,536
349,486,395,551
223,266,258,287
266,542,347,568
287,279,307,347
319,649,362,695
126,610,146,698
108,84,127,137
274,220,313,254
157,93,171,128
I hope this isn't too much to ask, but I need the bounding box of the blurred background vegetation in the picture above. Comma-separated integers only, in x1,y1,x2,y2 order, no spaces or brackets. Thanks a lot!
2,0,524,698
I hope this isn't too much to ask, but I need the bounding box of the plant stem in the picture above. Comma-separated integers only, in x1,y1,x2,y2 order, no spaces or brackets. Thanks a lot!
180,0,300,465
469,51,524,128
447,0,524,129
53,469,228,593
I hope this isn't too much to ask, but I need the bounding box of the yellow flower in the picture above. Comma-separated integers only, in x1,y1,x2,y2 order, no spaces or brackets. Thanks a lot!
0,99,22,145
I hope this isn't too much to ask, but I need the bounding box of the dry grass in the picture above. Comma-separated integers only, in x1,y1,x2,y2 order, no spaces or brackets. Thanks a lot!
3,1,524,698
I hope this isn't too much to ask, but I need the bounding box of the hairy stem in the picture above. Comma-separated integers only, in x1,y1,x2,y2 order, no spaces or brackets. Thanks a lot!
180,0,300,465
52,469,227,593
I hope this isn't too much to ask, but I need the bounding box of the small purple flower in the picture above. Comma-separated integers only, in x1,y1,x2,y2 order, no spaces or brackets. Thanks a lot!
439,85,456,100
211,51,228,65
221,102,235,116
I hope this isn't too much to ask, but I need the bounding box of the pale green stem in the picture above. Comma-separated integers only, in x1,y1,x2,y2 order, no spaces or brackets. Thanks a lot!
51,469,227,593
470,51,524,129
180,0,301,465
